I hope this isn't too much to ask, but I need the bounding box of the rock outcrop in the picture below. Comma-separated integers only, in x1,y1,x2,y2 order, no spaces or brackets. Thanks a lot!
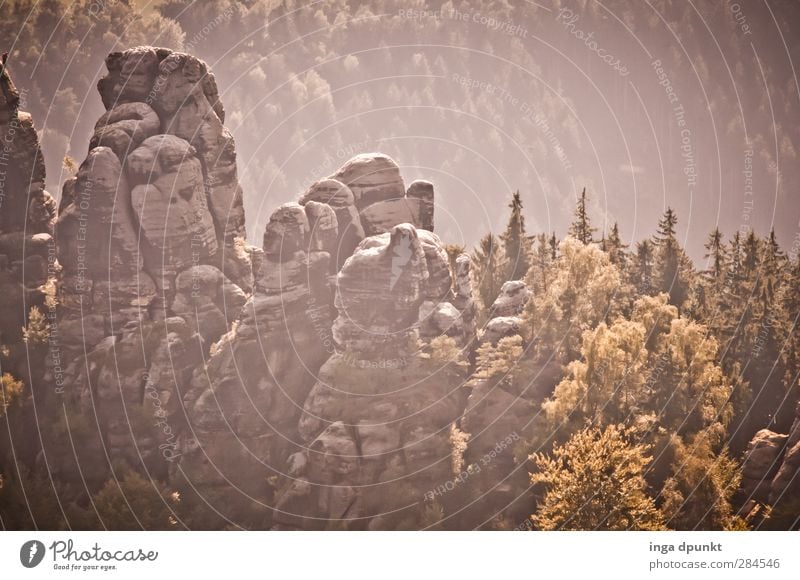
741,404,800,508
51,47,251,482
174,149,474,528
273,222,469,529
175,200,336,525
329,153,435,236
0,60,57,387
741,429,789,503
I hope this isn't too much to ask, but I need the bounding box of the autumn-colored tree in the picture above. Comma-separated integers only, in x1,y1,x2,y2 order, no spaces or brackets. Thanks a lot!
660,428,746,530
522,237,622,360
0,373,24,417
530,425,664,530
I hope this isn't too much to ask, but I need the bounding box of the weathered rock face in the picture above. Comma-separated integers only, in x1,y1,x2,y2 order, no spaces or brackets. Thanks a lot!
0,61,57,385
489,280,531,318
56,46,250,352
742,404,800,508
272,222,469,530
770,412,800,505
299,179,364,269
171,151,475,529
741,429,788,503
174,200,337,526
329,153,435,236
331,225,450,355
51,47,251,483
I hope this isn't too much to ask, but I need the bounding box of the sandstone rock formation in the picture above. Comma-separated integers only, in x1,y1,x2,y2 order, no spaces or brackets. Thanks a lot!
173,150,474,529
51,47,251,483
741,404,800,508
0,60,57,387
273,222,469,529
330,153,435,236
175,200,336,526
741,429,789,503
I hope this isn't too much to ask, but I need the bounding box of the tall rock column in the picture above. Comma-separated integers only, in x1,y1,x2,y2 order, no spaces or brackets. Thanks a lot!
0,60,57,390
175,201,337,527
52,47,250,484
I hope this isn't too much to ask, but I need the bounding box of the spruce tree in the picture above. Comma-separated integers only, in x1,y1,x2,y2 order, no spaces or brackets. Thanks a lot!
501,190,532,280
606,222,628,268
529,233,553,294
653,208,692,308
704,228,726,285
633,239,655,295
470,233,508,313
549,232,558,260
569,187,596,244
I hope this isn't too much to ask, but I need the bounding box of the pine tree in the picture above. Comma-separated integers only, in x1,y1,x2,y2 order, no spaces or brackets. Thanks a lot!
470,233,508,313
569,187,596,244
501,190,532,280
742,230,760,276
727,231,743,294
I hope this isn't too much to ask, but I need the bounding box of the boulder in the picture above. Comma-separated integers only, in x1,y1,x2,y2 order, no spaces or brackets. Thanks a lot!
489,280,531,317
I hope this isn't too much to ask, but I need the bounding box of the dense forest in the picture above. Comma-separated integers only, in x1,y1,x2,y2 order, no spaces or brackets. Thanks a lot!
0,0,798,530
467,190,799,529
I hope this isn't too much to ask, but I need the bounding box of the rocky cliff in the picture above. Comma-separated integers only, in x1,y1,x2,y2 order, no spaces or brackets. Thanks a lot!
0,57,57,392
50,47,251,484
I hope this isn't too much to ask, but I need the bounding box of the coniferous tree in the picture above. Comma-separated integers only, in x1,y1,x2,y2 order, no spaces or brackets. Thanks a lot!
549,232,559,260
728,230,744,294
606,222,628,268
470,233,508,314
501,190,532,280
704,228,726,285
530,233,553,294
653,208,692,308
569,187,596,244
633,239,655,295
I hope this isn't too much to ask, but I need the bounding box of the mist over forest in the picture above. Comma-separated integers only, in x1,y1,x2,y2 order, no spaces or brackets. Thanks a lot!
3,0,799,258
